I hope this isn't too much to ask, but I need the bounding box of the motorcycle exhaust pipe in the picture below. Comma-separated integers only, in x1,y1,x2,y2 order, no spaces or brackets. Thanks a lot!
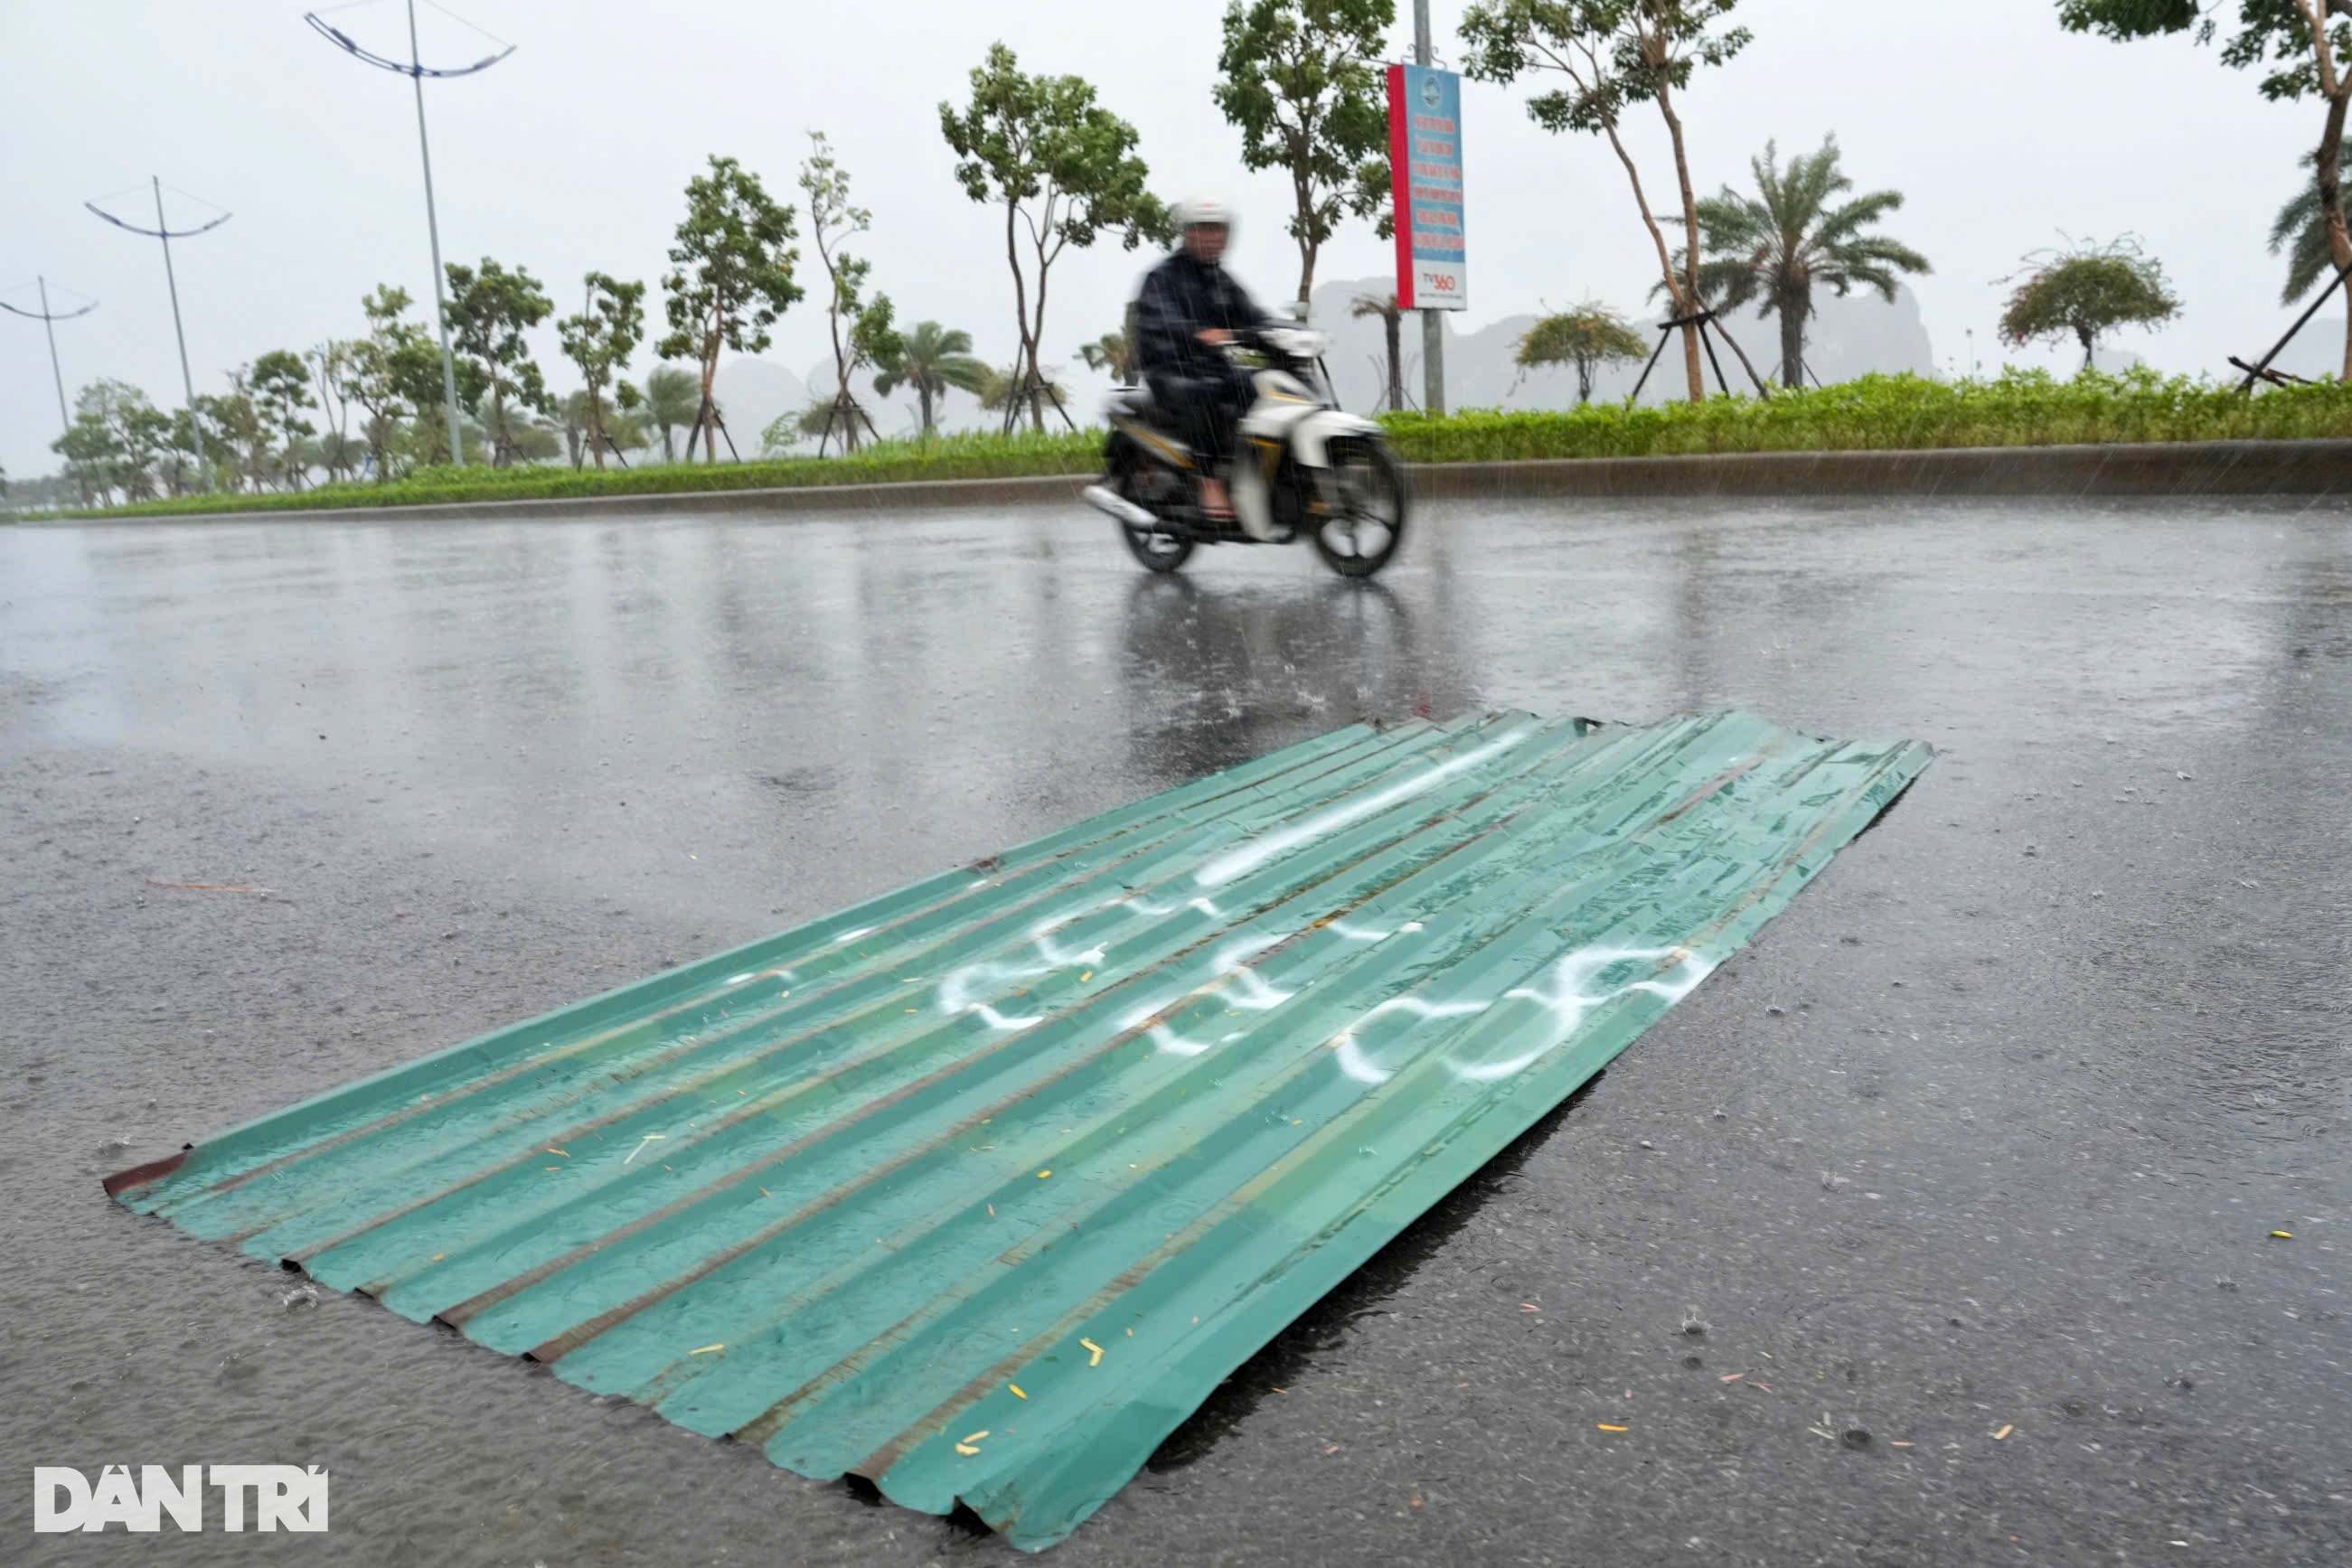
1082,483,1158,527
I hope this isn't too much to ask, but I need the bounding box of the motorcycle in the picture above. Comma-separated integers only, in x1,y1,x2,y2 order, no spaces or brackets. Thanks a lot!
1082,324,1408,577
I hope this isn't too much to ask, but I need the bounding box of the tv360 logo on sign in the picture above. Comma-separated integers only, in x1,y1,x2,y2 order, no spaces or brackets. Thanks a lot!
34,1465,329,1533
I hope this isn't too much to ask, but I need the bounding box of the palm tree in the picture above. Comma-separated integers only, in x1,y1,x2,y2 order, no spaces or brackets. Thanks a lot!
804,392,880,455
642,365,701,462
2271,137,2352,307
978,361,1068,417
2272,140,2352,378
1682,136,1931,389
872,320,988,435
1077,331,1134,385
1350,291,1404,413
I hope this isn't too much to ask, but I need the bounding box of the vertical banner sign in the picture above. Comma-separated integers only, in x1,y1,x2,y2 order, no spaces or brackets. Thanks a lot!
1387,62,1466,311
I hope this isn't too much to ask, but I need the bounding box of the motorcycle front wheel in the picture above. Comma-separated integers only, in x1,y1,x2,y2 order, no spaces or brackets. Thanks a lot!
1312,442,1407,577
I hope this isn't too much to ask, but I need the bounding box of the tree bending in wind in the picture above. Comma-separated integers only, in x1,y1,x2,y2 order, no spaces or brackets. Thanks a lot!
640,365,702,462
657,155,802,461
1077,331,1134,383
1516,303,1647,403
873,321,989,435
939,43,1169,434
1680,136,1930,389
1999,236,2180,371
1214,0,1397,305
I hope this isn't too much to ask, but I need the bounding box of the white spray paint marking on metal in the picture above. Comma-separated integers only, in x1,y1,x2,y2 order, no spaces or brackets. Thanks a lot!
1318,945,1717,1086
1193,729,1536,889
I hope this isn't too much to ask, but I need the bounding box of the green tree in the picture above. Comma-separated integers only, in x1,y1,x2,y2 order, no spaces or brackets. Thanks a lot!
347,286,443,480
446,258,556,466
249,350,317,490
1679,136,1930,388
798,132,902,453
872,319,989,433
52,380,174,503
940,42,1170,432
315,430,368,483
307,341,361,484
641,364,702,461
1463,0,1753,403
757,401,813,456
208,374,269,492
165,402,234,493
1999,236,2182,370
1215,0,1396,304
657,155,803,461
978,360,1069,414
54,411,122,507
506,417,564,465
2269,136,2352,306
1077,330,1135,384
2058,0,2352,378
1350,289,1406,410
1516,302,1648,403
559,271,647,470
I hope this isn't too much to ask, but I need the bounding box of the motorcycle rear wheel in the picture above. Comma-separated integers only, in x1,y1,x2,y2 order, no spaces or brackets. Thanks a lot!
1120,513,1195,574
1312,443,1407,578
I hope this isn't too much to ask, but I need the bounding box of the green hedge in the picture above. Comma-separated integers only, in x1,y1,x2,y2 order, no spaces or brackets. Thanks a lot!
65,429,1105,519
1381,369,2352,461
55,369,2352,520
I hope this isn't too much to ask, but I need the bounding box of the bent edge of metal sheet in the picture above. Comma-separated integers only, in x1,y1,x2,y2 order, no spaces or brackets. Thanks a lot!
108,710,1931,1551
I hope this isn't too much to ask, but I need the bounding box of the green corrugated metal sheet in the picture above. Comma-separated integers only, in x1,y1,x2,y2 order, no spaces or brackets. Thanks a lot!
108,709,1928,1549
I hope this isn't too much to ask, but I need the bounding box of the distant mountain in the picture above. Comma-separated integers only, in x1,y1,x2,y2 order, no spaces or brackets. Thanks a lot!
708,358,808,452
2263,315,2348,383
1303,275,1938,413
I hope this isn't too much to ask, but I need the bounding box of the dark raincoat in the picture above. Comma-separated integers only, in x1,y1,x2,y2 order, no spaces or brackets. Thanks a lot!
1132,249,1275,467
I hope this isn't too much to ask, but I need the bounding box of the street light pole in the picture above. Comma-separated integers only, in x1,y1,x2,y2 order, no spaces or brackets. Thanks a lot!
1414,0,1445,417
304,2,514,469
86,182,230,491
153,177,202,427
40,279,71,434
0,277,99,444
408,0,465,468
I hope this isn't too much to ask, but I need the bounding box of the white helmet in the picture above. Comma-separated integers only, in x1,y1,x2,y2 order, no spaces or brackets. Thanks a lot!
1173,196,1235,239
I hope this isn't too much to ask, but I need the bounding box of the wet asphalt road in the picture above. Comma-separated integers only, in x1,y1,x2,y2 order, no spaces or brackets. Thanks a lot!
2,494,2347,1567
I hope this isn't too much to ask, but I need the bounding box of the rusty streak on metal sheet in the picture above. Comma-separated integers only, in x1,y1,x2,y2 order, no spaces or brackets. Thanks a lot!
105,710,1928,1551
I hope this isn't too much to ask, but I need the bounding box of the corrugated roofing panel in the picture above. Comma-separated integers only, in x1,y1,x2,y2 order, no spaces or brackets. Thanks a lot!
108,709,1929,1549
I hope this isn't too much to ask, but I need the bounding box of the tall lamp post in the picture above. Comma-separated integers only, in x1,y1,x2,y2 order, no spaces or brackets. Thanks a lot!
87,179,230,489
305,1,513,468
0,278,99,446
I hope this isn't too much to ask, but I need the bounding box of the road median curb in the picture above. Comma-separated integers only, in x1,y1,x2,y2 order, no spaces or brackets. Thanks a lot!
28,438,2352,524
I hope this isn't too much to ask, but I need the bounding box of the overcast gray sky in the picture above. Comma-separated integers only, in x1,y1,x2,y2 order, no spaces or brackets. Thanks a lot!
0,0,2328,476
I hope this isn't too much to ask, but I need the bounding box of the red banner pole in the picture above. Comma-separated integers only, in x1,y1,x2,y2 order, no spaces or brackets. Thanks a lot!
1387,63,1416,310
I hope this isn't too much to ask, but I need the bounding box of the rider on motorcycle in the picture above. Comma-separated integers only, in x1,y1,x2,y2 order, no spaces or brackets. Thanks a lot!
1132,196,1277,521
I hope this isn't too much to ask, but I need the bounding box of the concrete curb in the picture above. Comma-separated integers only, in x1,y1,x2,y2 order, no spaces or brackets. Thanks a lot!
24,439,2352,525
1405,439,2352,499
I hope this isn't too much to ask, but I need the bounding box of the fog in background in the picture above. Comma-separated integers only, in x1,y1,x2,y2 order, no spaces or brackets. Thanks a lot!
1,0,2336,476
